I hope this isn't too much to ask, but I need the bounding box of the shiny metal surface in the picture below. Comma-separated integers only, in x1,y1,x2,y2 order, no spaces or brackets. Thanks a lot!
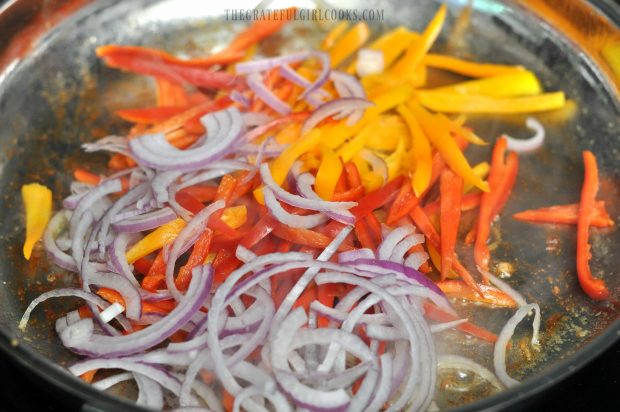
0,0,618,410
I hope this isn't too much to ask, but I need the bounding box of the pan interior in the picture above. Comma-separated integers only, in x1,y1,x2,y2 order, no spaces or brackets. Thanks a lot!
0,0,618,410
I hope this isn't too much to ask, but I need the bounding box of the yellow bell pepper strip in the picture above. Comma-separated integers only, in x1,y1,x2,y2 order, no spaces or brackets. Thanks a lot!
125,218,186,263
254,128,323,204
397,105,432,196
463,162,491,193
417,90,566,114
430,71,542,97
381,134,406,181
391,4,447,77
423,53,525,78
274,122,302,144
22,183,52,260
321,21,349,50
315,146,344,200
323,85,413,151
346,27,417,73
221,205,247,229
337,122,374,162
329,22,370,68
437,113,487,145
363,115,404,151
602,41,620,80
410,103,490,192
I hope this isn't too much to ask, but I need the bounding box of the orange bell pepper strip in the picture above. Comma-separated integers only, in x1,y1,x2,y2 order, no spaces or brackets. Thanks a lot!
116,106,188,124
220,205,248,230
422,53,525,78
329,22,370,67
410,206,481,294
80,370,97,383
513,201,614,228
437,280,517,308
410,103,489,192
321,21,349,50
22,183,52,260
175,229,213,291
361,26,417,70
386,178,419,226
156,78,188,106
423,301,498,344
142,250,166,292
222,389,235,412
440,169,464,279
132,257,153,276
125,218,187,263
417,90,566,114
391,4,446,77
225,7,297,55
576,151,610,300
73,169,101,186
474,138,519,273
315,145,344,200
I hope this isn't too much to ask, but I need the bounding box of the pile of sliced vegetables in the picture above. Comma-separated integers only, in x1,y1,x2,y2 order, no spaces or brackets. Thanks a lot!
18,4,615,411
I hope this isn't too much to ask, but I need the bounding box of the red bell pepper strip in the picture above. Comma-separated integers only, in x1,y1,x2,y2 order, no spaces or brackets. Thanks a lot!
354,218,377,249
177,186,218,203
439,169,463,279
386,178,419,225
344,161,364,189
424,192,481,216
272,223,353,251
423,301,498,343
99,51,244,90
142,97,232,135
175,229,213,291
513,201,614,228
240,214,276,249
175,191,205,215
576,151,610,300
351,175,406,218
474,137,518,273
331,185,365,202
436,280,517,307
142,250,166,292
133,257,153,276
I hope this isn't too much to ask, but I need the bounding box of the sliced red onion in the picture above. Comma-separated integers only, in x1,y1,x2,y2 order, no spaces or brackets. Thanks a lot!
478,267,528,307
99,302,126,323
71,211,94,268
263,187,329,229
243,112,273,127
69,359,182,396
390,234,425,264
309,300,388,325
329,71,367,125
44,211,77,272
430,318,468,333
260,164,356,218
129,107,243,171
505,117,545,153
493,303,541,387
404,251,429,270
82,135,131,157
111,207,177,233
366,353,393,411
87,272,142,320
134,373,164,410
279,64,327,107
19,288,111,330
295,173,356,225
165,201,224,301
69,179,121,239
337,248,375,262
301,97,373,134
92,372,133,390
247,72,291,115
378,225,416,260
152,171,183,206
230,90,250,107
109,233,141,288
61,265,212,357
355,48,384,77
63,192,88,210
349,259,452,313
